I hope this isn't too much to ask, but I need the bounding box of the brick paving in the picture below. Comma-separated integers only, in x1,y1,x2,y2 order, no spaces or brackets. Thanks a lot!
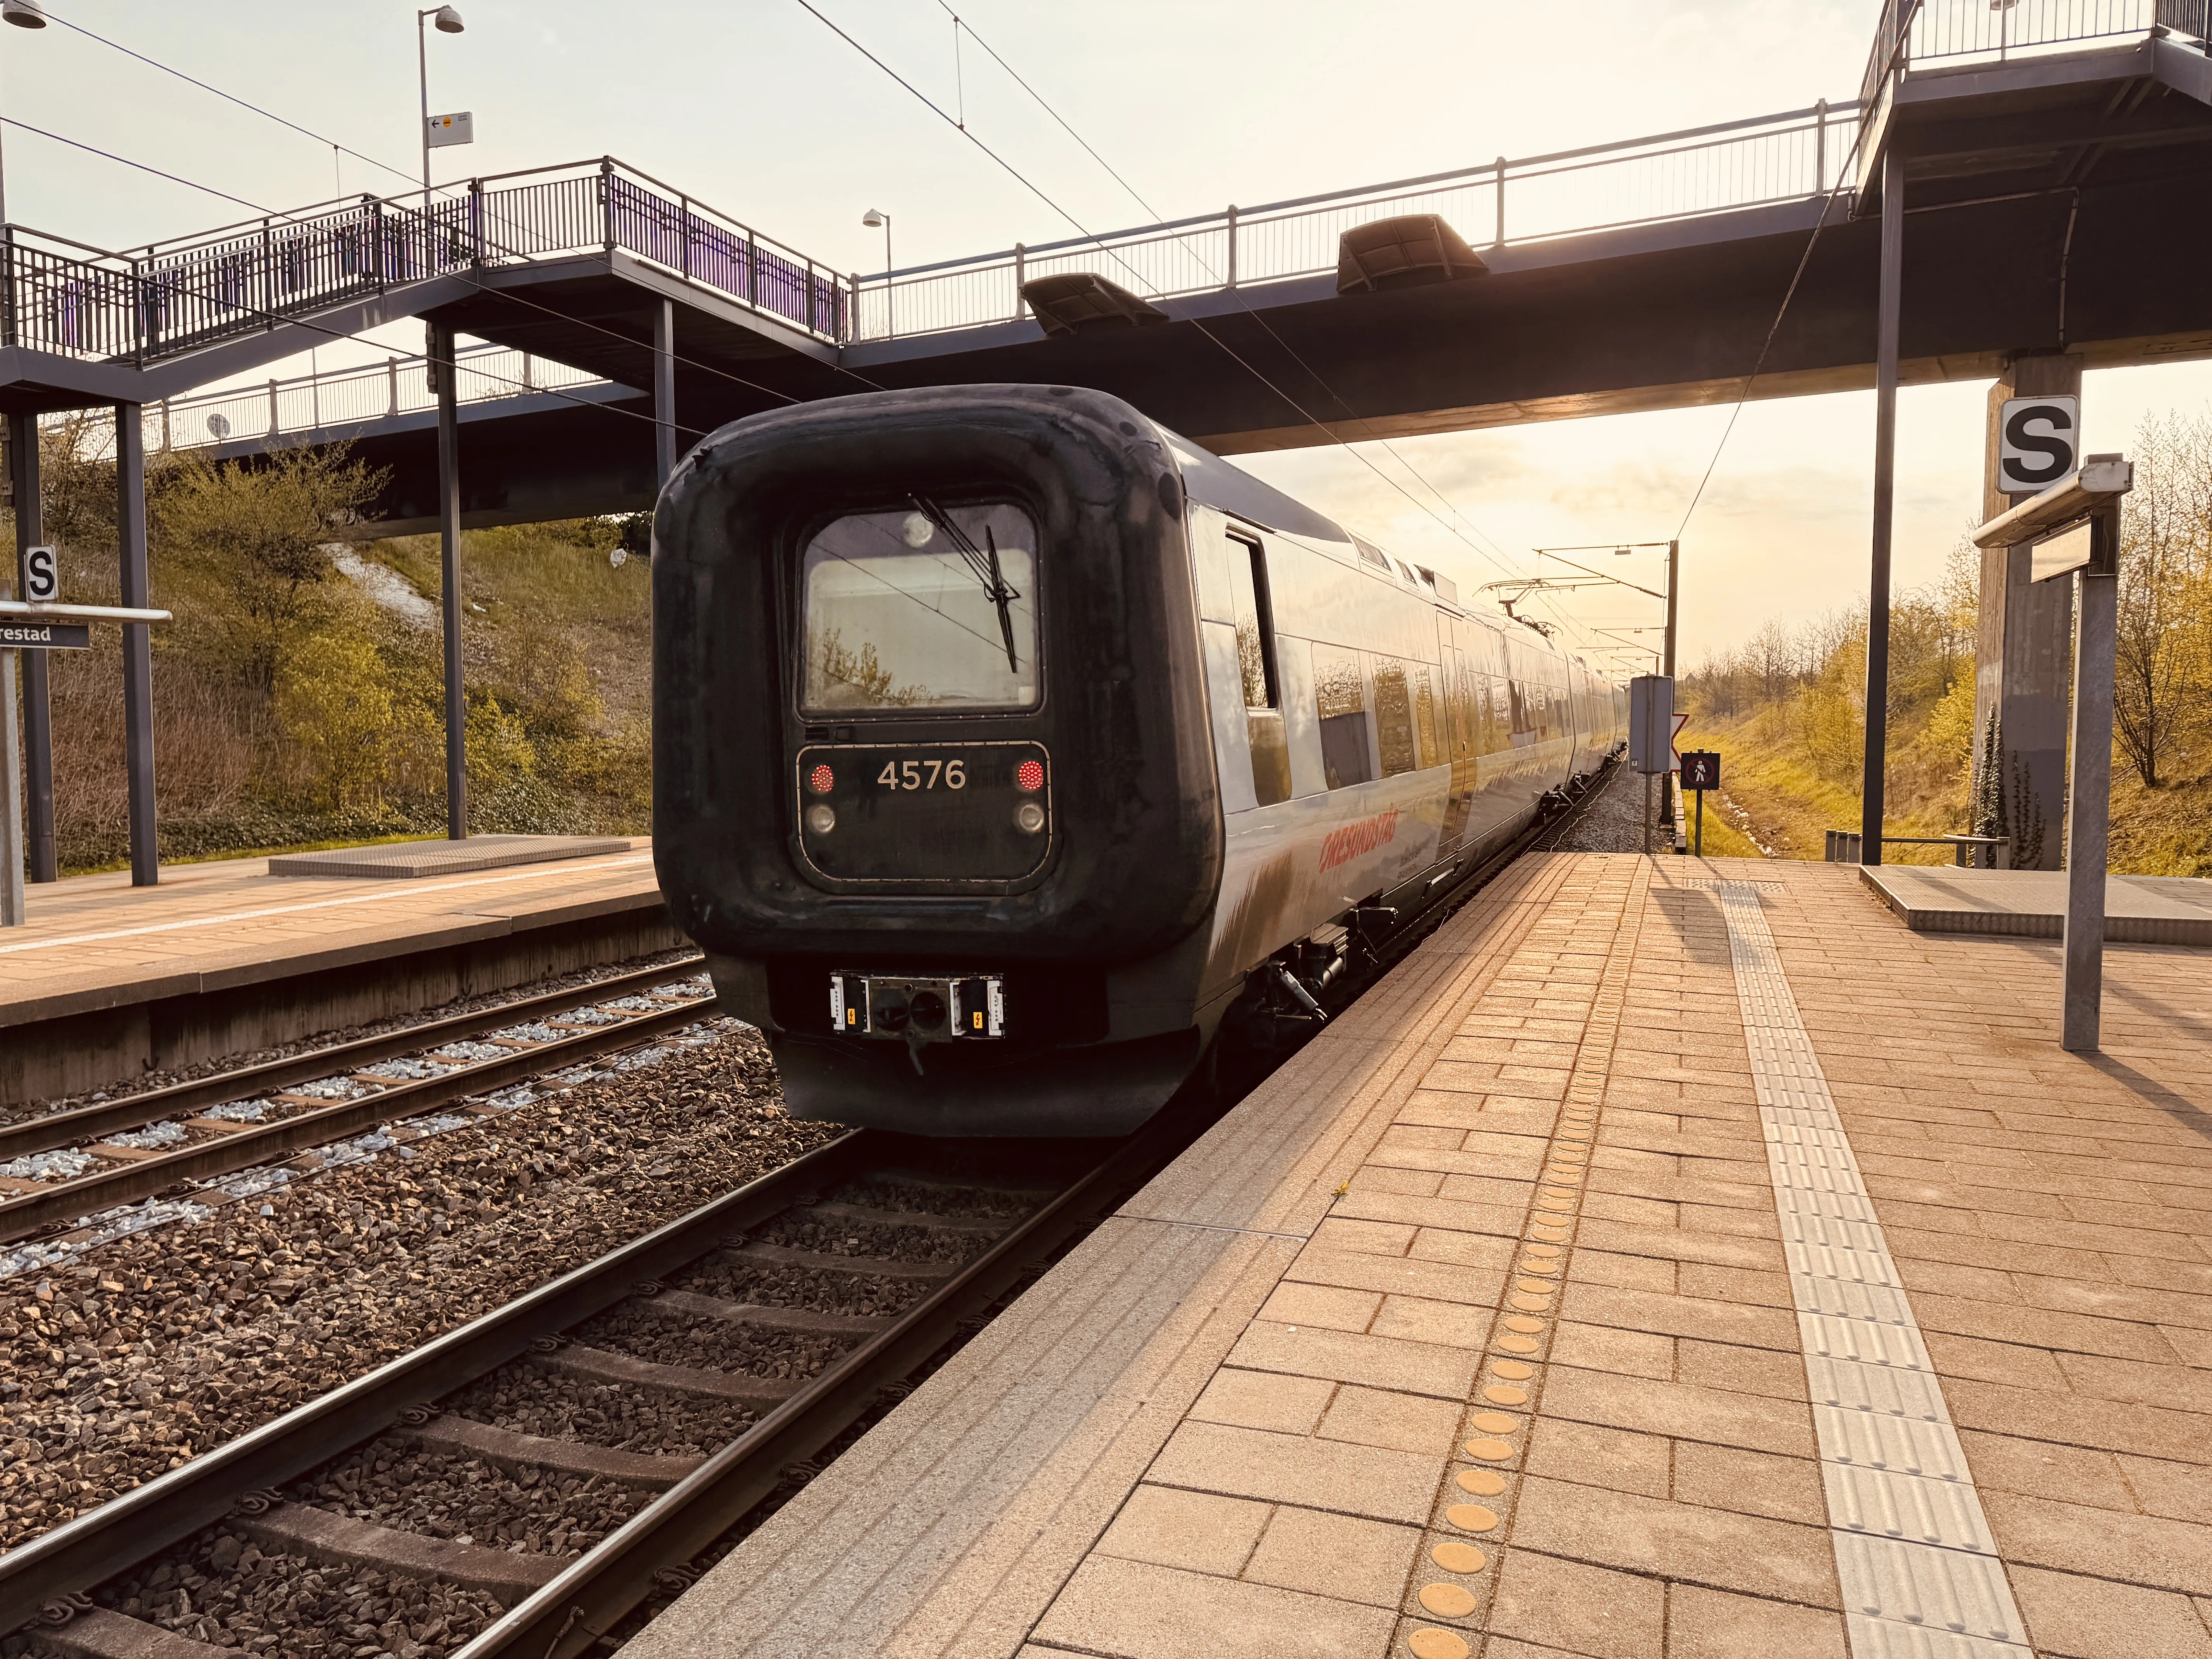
626,852,2212,1659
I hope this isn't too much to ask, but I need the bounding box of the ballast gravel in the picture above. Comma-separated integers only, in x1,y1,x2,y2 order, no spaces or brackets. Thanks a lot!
39,1532,507,1659
296,1437,647,1554
0,1024,838,1553
449,1364,758,1457
581,1305,851,1381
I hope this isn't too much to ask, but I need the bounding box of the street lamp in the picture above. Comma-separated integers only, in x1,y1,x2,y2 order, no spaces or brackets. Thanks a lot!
862,208,891,336
418,5,465,193
0,0,43,228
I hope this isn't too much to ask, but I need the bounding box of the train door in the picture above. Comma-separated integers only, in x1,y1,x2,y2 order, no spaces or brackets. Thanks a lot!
1440,630,1475,853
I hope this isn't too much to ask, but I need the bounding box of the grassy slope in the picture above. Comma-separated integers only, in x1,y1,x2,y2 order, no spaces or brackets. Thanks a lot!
1682,711,2212,874
1676,711,1965,866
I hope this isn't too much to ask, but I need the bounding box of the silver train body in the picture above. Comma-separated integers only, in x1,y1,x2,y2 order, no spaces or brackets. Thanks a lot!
653,385,1623,1135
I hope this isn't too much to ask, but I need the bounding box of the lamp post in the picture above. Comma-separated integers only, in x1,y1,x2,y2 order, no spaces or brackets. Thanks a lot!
0,0,46,227
417,5,464,194
862,208,890,334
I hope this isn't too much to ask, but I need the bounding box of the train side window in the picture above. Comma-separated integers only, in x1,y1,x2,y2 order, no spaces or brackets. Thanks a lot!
1228,534,1291,807
1224,534,1278,710
1372,656,1418,776
1411,663,1440,767
1312,644,1374,789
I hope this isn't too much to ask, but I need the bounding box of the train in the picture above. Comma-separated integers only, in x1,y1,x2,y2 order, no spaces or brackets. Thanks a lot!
651,385,1624,1137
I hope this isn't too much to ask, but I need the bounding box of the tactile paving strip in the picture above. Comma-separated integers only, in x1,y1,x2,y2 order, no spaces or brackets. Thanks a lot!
1708,881,2033,1659
1393,862,1654,1659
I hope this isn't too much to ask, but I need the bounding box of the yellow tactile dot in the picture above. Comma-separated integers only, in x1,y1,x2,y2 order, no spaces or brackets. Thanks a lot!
1518,1259,1560,1276
1496,1334,1539,1355
1407,1629,1470,1659
1470,1411,1519,1433
1503,1316,1546,1334
1431,1541,1488,1574
1523,1243,1561,1258
1491,1359,1536,1381
1456,1467,1507,1495
1511,1283,1555,1301
1420,1582,1479,1618
1463,1437,1515,1461
1482,1384,1529,1406
1508,1293,1551,1311
1446,1502,1500,1532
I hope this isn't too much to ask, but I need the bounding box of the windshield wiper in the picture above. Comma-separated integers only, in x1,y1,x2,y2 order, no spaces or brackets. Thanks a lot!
913,495,1021,674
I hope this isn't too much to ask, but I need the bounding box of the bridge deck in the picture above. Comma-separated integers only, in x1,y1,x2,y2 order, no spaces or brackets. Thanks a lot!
627,851,2212,1659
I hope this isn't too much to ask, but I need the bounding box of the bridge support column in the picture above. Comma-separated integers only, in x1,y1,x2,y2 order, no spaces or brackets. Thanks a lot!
654,298,676,489
1974,351,2081,870
434,322,468,841
115,404,158,887
1861,148,1904,865
9,411,55,883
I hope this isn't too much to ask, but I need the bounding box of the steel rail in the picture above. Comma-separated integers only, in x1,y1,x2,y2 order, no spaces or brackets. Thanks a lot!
0,995,723,1243
0,957,708,1163
449,1114,1184,1659
0,1132,876,1637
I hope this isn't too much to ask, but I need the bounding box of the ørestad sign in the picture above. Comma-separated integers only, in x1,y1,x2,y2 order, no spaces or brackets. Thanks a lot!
0,620,90,650
1998,397,2079,494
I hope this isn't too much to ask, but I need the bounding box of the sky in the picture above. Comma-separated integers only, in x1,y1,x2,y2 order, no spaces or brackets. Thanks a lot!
4,0,2207,669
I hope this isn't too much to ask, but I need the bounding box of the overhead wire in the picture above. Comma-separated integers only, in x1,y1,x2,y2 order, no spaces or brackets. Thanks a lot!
36,3,423,191
913,2,1530,584
1,118,274,215
792,0,1535,593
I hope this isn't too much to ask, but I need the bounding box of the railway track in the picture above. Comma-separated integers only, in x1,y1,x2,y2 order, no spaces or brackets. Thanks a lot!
0,772,1632,1659
0,960,721,1248
0,1116,1208,1659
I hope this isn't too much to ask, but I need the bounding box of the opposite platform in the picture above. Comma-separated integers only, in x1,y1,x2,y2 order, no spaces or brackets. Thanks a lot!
0,841,677,1107
628,852,2212,1659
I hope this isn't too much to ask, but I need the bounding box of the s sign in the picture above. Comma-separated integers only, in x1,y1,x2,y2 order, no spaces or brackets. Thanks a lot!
1998,397,2078,495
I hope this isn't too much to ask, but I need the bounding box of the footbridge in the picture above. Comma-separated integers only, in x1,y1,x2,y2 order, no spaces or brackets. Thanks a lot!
7,0,2212,876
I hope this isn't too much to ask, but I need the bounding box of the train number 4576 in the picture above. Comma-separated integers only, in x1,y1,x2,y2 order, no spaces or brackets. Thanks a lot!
877,758,967,790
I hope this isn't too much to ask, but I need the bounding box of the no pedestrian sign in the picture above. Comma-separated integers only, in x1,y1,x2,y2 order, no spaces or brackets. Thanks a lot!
0,619,90,650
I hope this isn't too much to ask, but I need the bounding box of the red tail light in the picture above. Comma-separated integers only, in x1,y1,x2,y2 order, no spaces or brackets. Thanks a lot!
1017,759,1044,792
808,763,835,794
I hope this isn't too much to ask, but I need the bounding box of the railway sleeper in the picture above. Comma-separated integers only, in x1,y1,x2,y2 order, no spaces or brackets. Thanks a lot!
795,1200,1011,1236
405,1414,702,1492
526,1342,804,1408
718,1240,960,1279
35,1605,232,1659
232,1502,564,1600
635,1286,890,1336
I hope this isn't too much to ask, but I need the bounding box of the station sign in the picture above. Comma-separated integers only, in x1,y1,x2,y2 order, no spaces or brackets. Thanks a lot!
21,544,56,604
0,618,89,650
1998,396,2079,494
425,111,474,149
2030,515,2116,585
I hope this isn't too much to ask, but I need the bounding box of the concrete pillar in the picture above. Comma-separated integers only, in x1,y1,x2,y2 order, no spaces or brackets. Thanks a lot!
433,322,467,841
9,412,55,882
1974,351,2081,869
116,403,158,887
653,297,677,490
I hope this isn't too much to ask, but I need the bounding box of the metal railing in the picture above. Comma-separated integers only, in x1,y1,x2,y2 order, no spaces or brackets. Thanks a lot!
149,343,617,453
1858,1,2207,170
848,100,1862,343
0,158,847,369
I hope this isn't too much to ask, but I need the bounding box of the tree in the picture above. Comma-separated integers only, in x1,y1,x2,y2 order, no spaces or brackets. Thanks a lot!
2112,411,2211,788
156,443,386,694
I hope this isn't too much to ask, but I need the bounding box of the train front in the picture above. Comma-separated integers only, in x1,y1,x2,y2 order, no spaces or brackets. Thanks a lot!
653,385,1224,1136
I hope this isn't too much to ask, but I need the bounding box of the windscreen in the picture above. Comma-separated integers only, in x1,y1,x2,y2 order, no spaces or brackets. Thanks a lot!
801,501,1039,713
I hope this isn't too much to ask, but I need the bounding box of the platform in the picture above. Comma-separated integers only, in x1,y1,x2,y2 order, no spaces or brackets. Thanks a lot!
631,852,2212,1659
264,832,633,879
1861,864,2212,946
0,840,676,1108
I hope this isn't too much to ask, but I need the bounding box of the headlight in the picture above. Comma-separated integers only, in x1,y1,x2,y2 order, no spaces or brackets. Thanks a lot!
1014,802,1045,834
805,804,836,835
